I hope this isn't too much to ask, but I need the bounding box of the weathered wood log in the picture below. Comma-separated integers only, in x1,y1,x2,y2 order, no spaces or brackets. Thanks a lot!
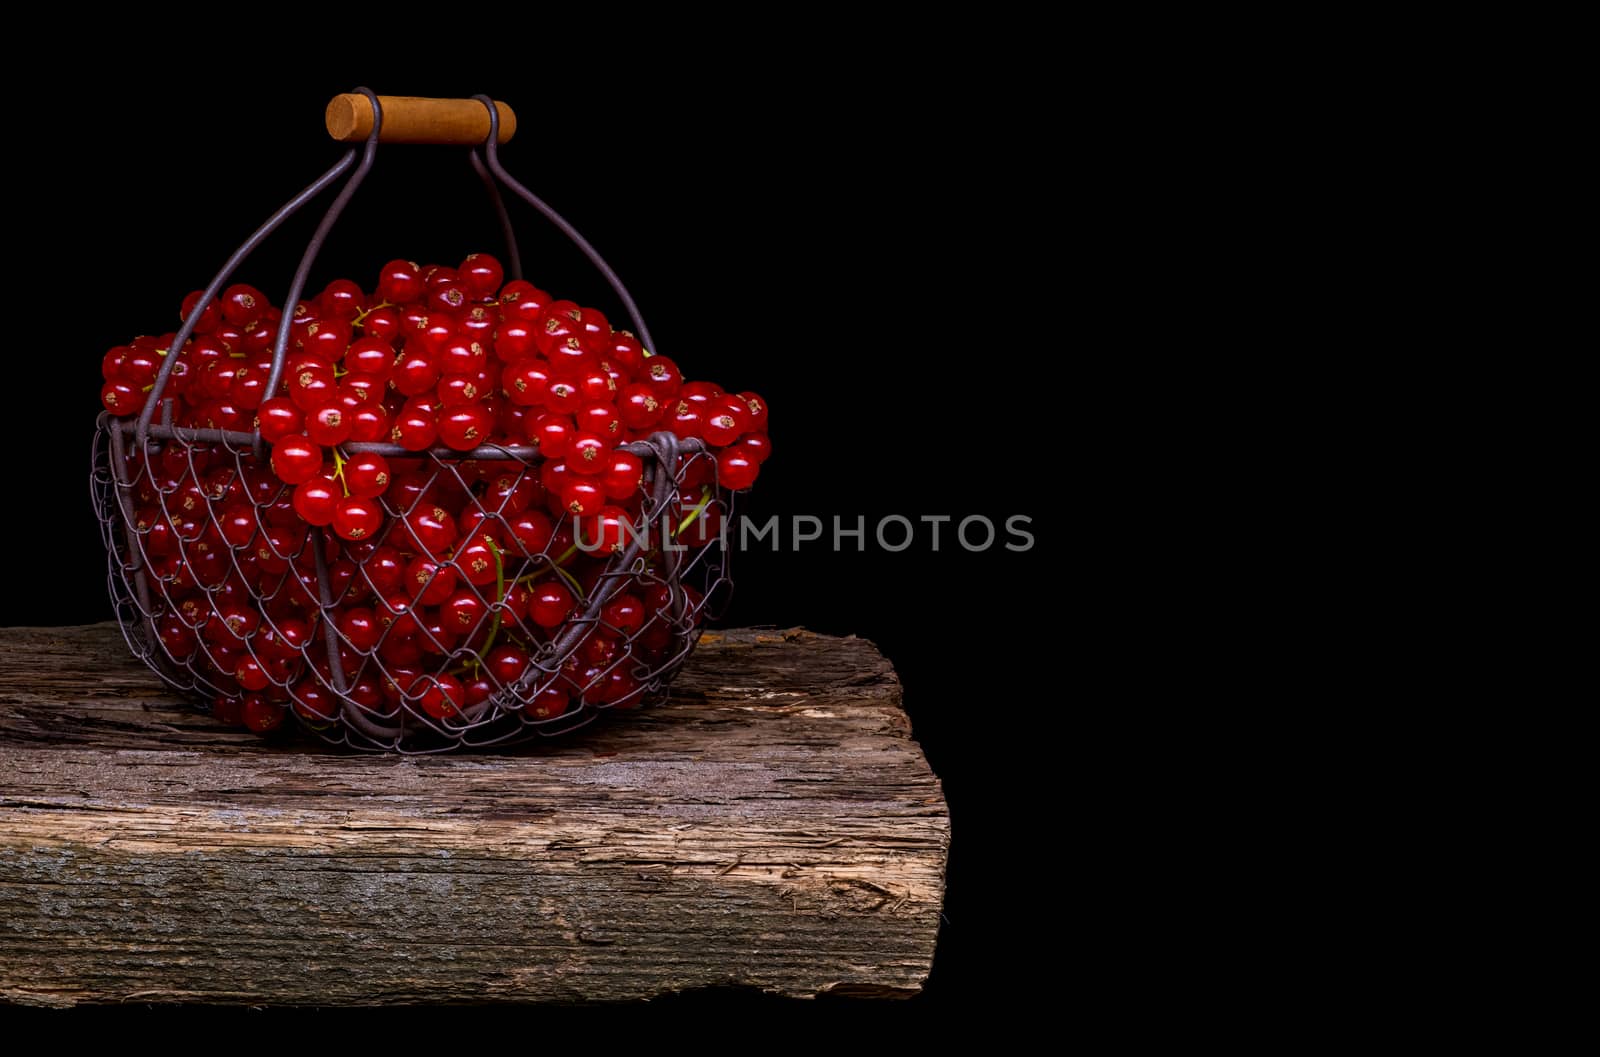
0,624,946,1007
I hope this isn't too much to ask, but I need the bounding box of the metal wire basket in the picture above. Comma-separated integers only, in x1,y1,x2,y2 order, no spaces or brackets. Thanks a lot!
90,89,734,751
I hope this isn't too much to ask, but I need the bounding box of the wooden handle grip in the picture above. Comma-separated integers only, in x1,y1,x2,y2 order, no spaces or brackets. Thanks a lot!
324,94,517,145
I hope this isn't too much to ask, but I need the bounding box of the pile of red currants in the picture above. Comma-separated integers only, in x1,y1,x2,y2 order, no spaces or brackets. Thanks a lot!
96,253,767,747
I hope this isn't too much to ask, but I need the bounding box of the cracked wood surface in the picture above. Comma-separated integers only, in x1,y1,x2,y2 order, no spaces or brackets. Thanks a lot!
0,623,946,1007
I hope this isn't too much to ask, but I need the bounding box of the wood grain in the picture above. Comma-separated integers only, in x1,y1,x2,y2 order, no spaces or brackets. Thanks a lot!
0,624,946,1007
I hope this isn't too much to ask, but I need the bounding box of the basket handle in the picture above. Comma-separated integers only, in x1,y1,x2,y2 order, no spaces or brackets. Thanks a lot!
326,94,517,145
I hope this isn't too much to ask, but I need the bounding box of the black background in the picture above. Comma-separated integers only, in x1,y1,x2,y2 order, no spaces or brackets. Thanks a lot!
4,45,1058,1026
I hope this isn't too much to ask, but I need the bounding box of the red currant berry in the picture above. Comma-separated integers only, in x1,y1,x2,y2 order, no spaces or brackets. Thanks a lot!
303,318,353,363
361,304,403,343
392,349,441,396
739,391,769,431
700,409,742,447
100,381,146,416
235,656,271,692
453,534,502,586
348,402,390,443
509,510,555,555
405,557,458,606
485,644,529,686
567,432,611,474
437,334,488,376
563,478,606,517
484,470,540,514
271,435,324,485
217,503,259,548
494,321,538,362
332,496,384,541
436,373,483,408
463,673,496,707
362,546,406,594
428,280,470,316
502,358,552,406
577,369,617,404
345,336,395,375
437,404,493,451
412,672,466,721
337,606,382,652
536,301,582,353
601,451,644,499
592,668,644,707
545,378,582,414
642,356,683,399
580,631,624,666
602,593,645,635
459,253,505,299
528,684,569,720
717,448,759,490
442,590,488,635
377,260,425,304
530,582,575,628
500,280,551,322
607,332,645,376
577,401,622,437
669,399,703,440
292,475,340,526
181,290,220,334
390,399,439,451
242,695,286,733
221,284,266,327
319,278,366,321
229,364,269,410
349,676,388,715
305,398,354,446
402,504,458,556
342,452,391,499
736,432,771,464
530,413,574,457
288,362,338,412
199,359,241,401
618,383,664,429
120,348,162,387
292,680,338,723
575,505,631,554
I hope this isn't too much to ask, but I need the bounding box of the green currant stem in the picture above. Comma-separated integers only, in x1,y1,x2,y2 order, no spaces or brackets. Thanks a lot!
332,448,350,497
514,545,580,587
675,487,714,535
351,299,393,328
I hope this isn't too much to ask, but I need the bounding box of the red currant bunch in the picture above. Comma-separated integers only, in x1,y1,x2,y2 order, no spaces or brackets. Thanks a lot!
99,253,766,741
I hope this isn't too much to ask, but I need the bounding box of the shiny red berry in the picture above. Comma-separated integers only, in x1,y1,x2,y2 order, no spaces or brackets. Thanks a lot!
413,673,466,721
342,452,391,499
530,582,575,628
528,685,569,720
459,253,504,299
292,475,340,526
717,448,759,490
242,695,286,733
271,435,324,485
437,404,493,451
377,260,425,304
332,496,384,541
